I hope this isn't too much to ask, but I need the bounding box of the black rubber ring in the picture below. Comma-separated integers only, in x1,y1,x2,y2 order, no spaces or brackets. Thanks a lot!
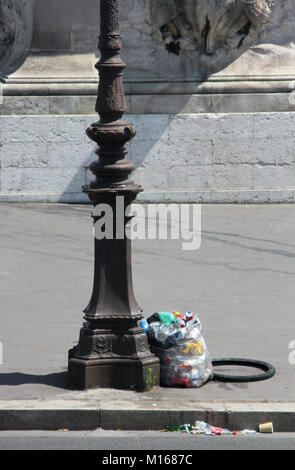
212,358,276,383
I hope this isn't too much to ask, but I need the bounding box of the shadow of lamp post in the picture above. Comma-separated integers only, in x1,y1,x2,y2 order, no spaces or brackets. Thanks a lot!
67,0,160,391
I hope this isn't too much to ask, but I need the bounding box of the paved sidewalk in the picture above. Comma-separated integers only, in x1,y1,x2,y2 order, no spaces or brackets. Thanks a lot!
0,203,294,429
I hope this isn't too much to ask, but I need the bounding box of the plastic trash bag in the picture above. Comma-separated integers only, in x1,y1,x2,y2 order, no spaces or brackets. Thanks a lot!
146,312,213,388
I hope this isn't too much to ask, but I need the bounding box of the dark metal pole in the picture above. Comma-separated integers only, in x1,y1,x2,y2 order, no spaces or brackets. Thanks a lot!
67,0,160,391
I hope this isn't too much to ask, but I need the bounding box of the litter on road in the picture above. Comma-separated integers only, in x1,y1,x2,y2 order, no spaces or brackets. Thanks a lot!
166,420,275,435
166,421,257,435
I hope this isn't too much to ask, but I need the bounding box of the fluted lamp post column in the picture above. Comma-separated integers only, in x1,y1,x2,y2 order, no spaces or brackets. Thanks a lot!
67,0,160,391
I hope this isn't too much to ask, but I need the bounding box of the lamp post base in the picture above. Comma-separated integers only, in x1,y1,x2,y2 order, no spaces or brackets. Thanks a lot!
68,322,160,391
68,356,160,392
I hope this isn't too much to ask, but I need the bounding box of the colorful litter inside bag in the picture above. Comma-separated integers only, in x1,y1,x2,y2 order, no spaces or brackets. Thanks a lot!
144,311,213,388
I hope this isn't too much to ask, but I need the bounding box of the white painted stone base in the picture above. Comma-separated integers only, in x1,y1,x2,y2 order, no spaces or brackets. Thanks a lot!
0,113,294,203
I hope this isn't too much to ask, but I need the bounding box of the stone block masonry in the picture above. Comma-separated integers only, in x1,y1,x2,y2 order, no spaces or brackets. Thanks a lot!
0,113,294,203
31,0,100,55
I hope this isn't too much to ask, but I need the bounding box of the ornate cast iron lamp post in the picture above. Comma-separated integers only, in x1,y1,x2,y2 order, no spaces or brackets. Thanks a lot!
68,0,160,391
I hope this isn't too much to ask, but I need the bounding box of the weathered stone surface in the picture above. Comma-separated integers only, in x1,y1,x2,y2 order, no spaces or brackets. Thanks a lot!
1,141,49,169
31,30,72,52
130,94,214,114
0,0,35,80
49,96,98,115
1,92,294,115
253,112,295,138
0,96,50,115
211,93,295,114
211,137,293,166
147,0,273,57
120,0,295,80
0,113,294,202
169,113,255,140
1,167,87,194
3,1,294,87
0,0,293,117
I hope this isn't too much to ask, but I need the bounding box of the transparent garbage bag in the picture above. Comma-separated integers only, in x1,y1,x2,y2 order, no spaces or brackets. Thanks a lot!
147,314,213,388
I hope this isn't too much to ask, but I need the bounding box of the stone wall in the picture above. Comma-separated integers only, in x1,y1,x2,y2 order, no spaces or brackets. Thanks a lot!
31,0,99,55
2,0,295,116
0,0,294,203
28,0,295,80
1,113,294,203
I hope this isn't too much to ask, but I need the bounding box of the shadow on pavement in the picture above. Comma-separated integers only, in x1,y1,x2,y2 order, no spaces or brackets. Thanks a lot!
0,372,68,390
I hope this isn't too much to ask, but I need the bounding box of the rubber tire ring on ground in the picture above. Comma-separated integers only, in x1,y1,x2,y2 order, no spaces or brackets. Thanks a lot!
212,358,275,383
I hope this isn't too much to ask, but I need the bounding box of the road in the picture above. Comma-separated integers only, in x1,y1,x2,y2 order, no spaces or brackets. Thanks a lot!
0,203,295,403
0,431,294,450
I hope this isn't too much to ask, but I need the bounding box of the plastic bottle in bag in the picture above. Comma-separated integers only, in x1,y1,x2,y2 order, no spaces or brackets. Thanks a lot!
158,312,176,324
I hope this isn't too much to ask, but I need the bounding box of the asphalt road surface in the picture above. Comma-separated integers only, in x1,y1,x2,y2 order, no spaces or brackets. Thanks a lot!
0,203,295,402
0,431,294,450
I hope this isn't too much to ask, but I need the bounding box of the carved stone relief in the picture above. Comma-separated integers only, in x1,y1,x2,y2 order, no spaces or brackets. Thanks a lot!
146,0,274,57
119,0,295,79
0,0,35,81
